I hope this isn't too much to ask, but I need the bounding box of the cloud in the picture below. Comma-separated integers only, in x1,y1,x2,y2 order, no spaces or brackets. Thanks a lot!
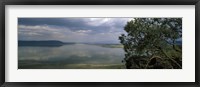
18,18,132,43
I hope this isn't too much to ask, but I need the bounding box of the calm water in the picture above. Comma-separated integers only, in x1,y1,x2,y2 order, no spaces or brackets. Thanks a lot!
18,44,125,69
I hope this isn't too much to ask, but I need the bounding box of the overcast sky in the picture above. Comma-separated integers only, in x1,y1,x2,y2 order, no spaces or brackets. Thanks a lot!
18,18,133,43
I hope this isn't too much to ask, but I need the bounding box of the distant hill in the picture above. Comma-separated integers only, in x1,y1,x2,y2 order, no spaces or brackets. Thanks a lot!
18,40,67,47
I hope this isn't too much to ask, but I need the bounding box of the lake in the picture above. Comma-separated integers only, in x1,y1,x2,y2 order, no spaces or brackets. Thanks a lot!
18,44,126,69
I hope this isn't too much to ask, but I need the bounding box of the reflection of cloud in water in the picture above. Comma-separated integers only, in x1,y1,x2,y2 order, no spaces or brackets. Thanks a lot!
18,44,124,64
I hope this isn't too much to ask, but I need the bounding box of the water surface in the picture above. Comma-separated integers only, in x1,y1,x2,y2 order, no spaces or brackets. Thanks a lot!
18,44,125,69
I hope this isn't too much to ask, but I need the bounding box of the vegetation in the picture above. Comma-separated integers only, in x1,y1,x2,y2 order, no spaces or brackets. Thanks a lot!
119,18,182,69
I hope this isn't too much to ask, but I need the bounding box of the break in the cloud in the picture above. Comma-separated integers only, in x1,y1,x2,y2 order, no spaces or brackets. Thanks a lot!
18,18,133,43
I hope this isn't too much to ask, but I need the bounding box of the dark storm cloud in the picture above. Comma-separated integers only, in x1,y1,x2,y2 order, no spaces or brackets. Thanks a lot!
18,18,132,43
19,18,86,29
19,18,131,33
19,18,97,32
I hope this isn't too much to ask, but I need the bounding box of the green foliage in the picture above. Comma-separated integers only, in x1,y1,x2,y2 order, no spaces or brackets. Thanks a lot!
119,18,182,69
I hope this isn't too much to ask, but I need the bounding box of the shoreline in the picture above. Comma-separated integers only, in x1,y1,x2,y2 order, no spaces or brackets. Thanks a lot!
18,63,126,69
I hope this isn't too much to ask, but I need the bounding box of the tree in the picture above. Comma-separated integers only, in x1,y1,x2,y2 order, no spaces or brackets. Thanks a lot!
119,18,182,69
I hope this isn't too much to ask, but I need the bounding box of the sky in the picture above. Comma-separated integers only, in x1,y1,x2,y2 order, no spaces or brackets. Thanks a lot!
18,18,133,44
